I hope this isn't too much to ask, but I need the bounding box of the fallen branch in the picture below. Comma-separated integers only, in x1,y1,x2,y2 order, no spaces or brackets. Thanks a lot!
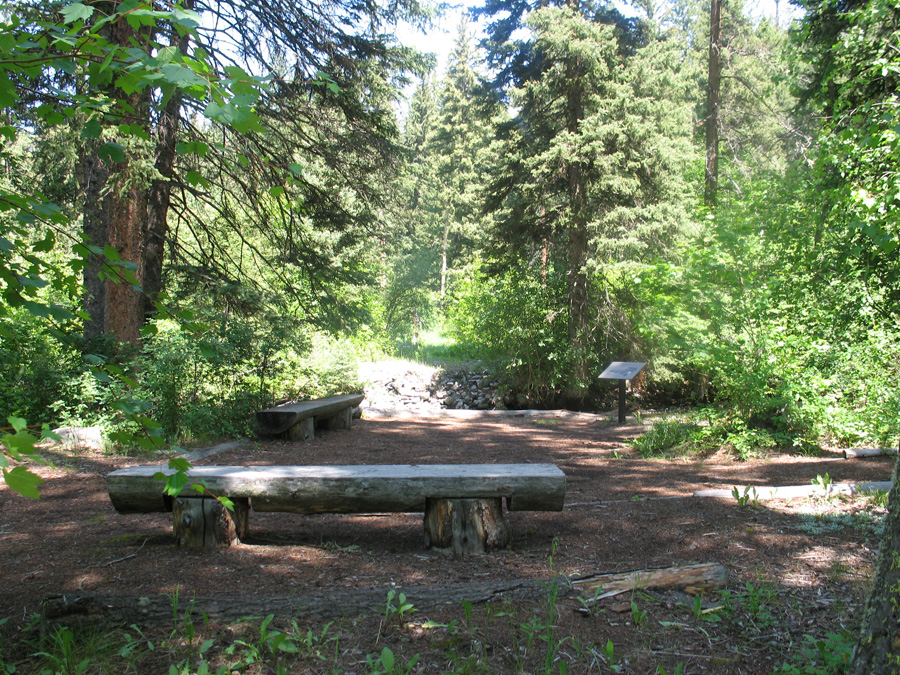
842,448,898,460
693,482,892,500
103,538,148,567
571,562,728,605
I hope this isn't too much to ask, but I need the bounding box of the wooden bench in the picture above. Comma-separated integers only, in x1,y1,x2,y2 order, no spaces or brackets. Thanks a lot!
256,394,365,440
106,463,566,554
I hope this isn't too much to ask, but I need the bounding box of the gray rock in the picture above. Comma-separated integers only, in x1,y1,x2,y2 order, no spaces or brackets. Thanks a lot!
52,426,105,450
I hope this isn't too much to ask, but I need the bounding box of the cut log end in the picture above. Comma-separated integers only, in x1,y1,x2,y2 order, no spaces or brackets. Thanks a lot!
423,497,509,555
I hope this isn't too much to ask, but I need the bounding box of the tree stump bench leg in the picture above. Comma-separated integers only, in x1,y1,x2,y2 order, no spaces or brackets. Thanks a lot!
286,417,315,441
423,498,509,555
173,497,249,550
326,405,353,431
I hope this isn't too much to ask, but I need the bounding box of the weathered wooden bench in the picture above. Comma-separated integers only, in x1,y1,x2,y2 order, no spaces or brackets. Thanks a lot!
256,394,365,440
106,463,566,554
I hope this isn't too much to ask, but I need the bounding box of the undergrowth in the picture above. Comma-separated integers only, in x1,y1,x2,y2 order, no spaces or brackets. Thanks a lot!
630,408,824,460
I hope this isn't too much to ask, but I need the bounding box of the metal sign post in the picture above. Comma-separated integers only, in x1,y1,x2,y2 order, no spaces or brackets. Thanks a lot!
598,361,646,424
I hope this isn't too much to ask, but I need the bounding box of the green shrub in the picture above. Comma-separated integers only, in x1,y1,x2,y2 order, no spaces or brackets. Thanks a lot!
446,261,575,407
0,309,82,424
133,321,365,443
630,418,701,458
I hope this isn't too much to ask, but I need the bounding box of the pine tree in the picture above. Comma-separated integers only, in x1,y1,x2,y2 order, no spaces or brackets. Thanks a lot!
428,18,498,300
479,1,693,403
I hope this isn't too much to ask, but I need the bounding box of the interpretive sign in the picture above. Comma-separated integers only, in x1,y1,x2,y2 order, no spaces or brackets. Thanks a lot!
598,362,646,382
598,361,646,424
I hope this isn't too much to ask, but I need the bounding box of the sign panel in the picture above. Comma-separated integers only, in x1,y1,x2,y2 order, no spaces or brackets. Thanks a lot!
598,361,646,381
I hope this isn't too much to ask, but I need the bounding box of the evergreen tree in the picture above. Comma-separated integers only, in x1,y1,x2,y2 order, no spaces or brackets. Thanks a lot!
428,18,498,301
379,75,441,339
478,1,693,403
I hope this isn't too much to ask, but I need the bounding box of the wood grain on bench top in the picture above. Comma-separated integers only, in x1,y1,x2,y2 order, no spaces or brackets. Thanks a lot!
107,463,566,514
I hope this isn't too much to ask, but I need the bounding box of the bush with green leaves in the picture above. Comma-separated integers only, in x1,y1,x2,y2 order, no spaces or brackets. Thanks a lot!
446,261,575,407
0,309,83,425
630,418,701,458
134,319,364,443
271,332,364,402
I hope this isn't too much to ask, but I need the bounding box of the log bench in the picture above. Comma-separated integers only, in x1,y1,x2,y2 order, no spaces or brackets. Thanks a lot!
106,463,566,554
256,394,365,440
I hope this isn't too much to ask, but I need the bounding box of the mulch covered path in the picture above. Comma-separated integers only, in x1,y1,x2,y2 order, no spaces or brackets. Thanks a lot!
0,414,893,673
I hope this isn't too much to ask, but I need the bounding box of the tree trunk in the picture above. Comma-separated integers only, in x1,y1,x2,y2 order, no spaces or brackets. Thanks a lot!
849,454,900,674
142,0,192,322
80,9,153,344
704,0,721,208
173,497,250,549
565,59,591,406
423,497,509,554
440,220,449,299
81,140,148,345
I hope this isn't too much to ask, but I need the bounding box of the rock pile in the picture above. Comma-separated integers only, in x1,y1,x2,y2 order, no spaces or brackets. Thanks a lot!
357,360,501,417
435,365,501,411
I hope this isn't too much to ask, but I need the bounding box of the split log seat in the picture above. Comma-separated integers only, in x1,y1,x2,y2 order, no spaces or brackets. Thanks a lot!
256,394,365,440
106,463,567,554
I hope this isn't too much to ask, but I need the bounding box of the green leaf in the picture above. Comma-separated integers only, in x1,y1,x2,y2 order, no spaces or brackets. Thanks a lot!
60,3,94,24
161,471,190,497
217,495,235,512
98,142,127,164
2,432,40,465
380,648,394,671
176,141,209,157
185,170,210,188
9,417,27,433
3,466,44,499
21,301,73,322
168,457,192,473
114,399,150,415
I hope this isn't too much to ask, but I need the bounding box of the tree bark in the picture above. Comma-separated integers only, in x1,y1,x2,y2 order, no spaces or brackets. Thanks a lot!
704,0,721,208
565,58,591,406
423,497,509,554
849,454,900,674
80,8,152,345
41,578,564,628
572,562,729,604
173,497,249,549
142,0,192,322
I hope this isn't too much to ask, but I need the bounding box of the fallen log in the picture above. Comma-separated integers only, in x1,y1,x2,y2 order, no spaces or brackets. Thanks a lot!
571,562,728,604
693,482,892,500
41,562,726,627
842,448,898,459
41,579,556,628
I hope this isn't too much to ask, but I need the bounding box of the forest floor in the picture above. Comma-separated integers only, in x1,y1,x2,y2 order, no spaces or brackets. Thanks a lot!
0,367,894,673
